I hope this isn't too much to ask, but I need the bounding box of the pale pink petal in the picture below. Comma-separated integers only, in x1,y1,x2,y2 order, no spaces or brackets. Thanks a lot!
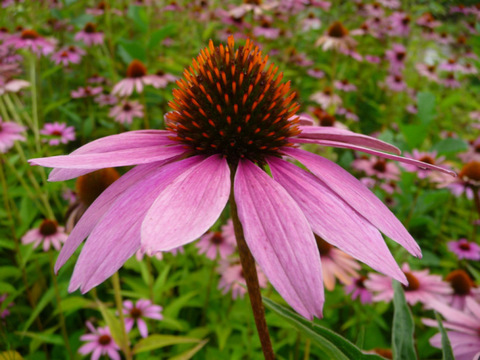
107,348,121,360
290,139,456,176
55,162,163,272
137,318,148,338
29,144,186,170
91,347,102,360
69,156,204,292
297,126,401,154
141,154,230,252
234,159,324,319
268,157,406,284
78,341,97,354
124,318,134,333
284,148,421,256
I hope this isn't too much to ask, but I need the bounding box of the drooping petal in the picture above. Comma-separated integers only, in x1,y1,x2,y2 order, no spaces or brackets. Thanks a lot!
55,162,163,272
268,157,406,284
297,125,401,154
290,138,456,176
234,159,324,319
69,156,204,293
141,154,230,253
29,144,187,170
284,147,421,257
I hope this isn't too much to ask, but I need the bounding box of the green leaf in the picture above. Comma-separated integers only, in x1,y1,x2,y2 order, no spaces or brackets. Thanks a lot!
128,5,149,33
399,123,428,149
133,334,202,354
392,281,417,360
148,25,178,50
416,92,436,125
431,138,468,154
21,287,54,333
43,98,71,116
0,351,23,360
435,312,454,360
97,300,124,348
54,296,96,315
19,331,64,345
118,39,147,64
169,339,208,360
263,297,384,360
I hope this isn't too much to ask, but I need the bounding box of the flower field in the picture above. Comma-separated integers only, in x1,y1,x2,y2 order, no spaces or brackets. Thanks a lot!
1,1,480,359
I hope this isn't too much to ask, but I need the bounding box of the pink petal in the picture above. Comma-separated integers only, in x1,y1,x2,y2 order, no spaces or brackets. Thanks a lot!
234,159,324,319
55,162,163,272
268,157,406,284
297,126,401,154
69,156,205,292
284,148,422,257
137,318,148,338
141,154,230,253
29,144,186,170
290,139,456,177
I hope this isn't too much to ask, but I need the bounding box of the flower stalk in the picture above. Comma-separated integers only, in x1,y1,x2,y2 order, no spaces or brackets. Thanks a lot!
111,272,132,360
229,167,275,360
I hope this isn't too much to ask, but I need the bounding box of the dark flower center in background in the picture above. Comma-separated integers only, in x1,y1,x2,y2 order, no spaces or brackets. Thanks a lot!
402,16,411,25
419,156,435,165
315,235,333,256
21,29,39,40
39,219,58,236
84,22,97,34
373,159,387,172
327,21,349,38
446,270,473,295
459,161,480,183
130,307,143,319
165,37,300,165
123,103,132,111
402,272,420,291
98,334,111,345
355,276,367,288
459,242,471,250
126,59,147,78
76,168,120,207
395,51,406,61
211,232,224,245
156,70,165,76
393,75,403,83
427,65,436,73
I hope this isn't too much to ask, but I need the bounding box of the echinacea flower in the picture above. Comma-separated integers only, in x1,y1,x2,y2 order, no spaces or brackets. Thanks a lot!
123,299,163,338
0,117,25,153
353,156,400,181
448,238,480,260
30,37,454,319
365,263,451,307
21,219,68,252
315,21,356,52
79,322,120,360
444,269,480,310
71,86,103,99
108,100,144,124
4,29,55,56
112,60,168,97
40,122,76,146
423,298,480,360
401,150,450,183
384,73,407,92
345,276,373,304
218,259,267,299
74,23,104,47
197,219,236,260
0,293,13,319
51,45,85,66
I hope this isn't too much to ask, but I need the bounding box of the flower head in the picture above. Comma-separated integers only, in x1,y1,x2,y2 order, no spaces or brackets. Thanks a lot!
444,270,480,310
74,23,104,46
79,322,120,360
123,299,163,338
345,276,373,304
108,100,144,124
315,21,356,52
22,219,68,251
4,29,55,56
218,259,267,299
0,117,25,153
448,238,480,260
40,122,76,146
197,219,236,260
31,37,454,319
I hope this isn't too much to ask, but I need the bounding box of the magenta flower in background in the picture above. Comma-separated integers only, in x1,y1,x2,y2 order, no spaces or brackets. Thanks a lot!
196,219,236,260
387,12,410,37
306,68,325,78
401,150,451,183
95,93,118,107
444,270,480,310
79,322,120,360
345,276,373,304
443,73,460,88
40,122,76,146
365,263,452,307
352,156,400,181
384,73,407,92
448,238,480,260
0,293,13,319
415,63,440,83
74,23,104,46
51,45,85,66
385,43,407,72
4,29,55,56
30,37,454,319
108,100,144,124
218,260,268,299
334,79,357,92
71,86,103,99
21,219,68,252
423,298,480,360
310,87,342,108
135,245,184,261
0,117,25,153
123,299,163,338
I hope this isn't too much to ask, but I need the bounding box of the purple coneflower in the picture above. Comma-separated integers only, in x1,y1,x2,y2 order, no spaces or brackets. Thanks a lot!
448,238,480,260
415,63,439,83
31,37,453,319
0,117,25,153
443,73,461,88
384,73,407,92
71,86,103,99
439,58,463,73
197,219,236,260
4,29,54,56
112,60,167,97
79,322,120,360
423,298,480,360
306,68,324,79
123,299,163,338
51,45,85,66
108,100,144,124
336,107,359,121
365,263,451,307
444,270,480,310
218,260,268,299
21,219,68,252
334,79,357,92
385,43,407,72
0,293,13,319
74,23,104,47
315,21,356,52
401,150,450,183
345,276,373,304
40,122,76,146
94,93,118,107
353,156,400,181
387,12,410,37
310,87,342,109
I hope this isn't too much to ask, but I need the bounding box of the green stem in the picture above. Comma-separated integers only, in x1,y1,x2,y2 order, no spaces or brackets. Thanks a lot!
303,338,311,360
229,167,275,360
140,91,150,129
0,97,10,123
29,54,41,152
111,272,132,360
49,251,74,360
11,93,34,127
3,94,24,127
